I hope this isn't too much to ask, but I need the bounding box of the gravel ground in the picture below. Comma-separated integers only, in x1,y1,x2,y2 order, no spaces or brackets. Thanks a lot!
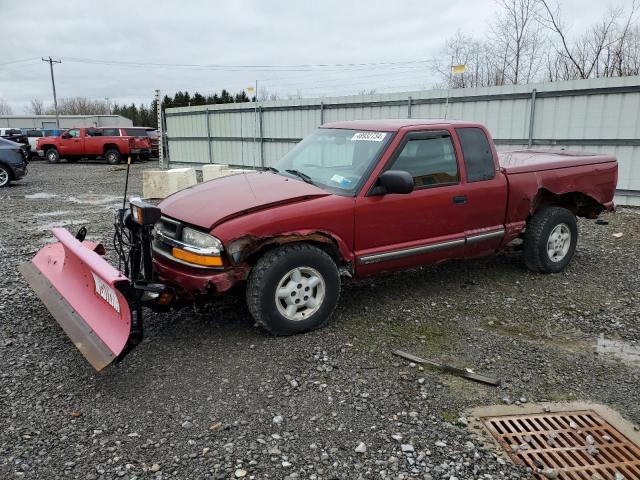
1,161,639,480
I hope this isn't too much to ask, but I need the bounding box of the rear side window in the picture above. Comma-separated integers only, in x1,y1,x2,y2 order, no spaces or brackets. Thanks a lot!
389,135,458,187
455,127,495,182
101,128,120,136
124,128,148,136
27,130,43,137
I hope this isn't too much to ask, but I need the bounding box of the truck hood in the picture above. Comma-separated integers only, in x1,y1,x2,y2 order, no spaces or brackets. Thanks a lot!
159,171,331,230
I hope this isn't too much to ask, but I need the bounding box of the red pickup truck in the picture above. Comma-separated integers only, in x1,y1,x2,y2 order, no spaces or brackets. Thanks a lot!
36,127,153,164
21,119,618,370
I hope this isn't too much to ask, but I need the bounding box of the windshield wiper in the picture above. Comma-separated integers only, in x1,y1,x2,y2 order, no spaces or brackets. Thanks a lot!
263,166,279,173
285,169,314,185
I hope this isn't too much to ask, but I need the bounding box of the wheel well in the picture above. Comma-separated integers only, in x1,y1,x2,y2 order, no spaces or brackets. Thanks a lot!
231,234,345,268
103,144,120,153
531,189,605,219
41,144,56,152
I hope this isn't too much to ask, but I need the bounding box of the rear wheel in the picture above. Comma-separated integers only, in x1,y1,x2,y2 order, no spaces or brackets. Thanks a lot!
0,165,11,187
46,148,59,164
247,244,340,335
524,207,577,273
105,149,121,165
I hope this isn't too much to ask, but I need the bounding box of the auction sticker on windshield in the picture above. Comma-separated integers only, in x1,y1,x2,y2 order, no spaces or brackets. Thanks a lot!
351,132,386,142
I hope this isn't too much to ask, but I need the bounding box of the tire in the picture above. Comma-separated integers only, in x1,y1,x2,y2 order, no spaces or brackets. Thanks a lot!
45,148,59,164
247,243,341,335
524,206,578,273
105,149,122,165
0,164,11,187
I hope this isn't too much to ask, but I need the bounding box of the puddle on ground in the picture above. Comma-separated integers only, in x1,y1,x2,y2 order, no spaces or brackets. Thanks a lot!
596,334,640,367
67,194,122,205
25,192,59,199
35,219,87,232
34,210,70,217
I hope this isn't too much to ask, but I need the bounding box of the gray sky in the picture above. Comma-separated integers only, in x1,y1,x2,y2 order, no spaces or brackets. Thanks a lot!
1,0,606,113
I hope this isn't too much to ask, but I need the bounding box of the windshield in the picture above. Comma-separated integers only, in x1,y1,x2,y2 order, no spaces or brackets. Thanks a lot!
274,128,392,195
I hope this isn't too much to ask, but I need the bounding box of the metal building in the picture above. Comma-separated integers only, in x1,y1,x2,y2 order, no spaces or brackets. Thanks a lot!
0,114,133,130
165,75,640,205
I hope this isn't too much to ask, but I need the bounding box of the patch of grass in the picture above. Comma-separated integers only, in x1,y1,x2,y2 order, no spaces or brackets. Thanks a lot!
441,410,460,423
342,314,448,353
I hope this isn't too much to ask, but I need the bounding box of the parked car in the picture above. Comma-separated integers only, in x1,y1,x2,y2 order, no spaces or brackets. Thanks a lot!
21,119,618,371
0,128,24,136
98,127,156,161
0,137,28,187
0,129,36,161
22,129,45,157
36,127,138,164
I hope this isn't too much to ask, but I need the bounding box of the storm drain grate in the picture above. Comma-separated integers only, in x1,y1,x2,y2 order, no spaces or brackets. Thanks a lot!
482,410,640,479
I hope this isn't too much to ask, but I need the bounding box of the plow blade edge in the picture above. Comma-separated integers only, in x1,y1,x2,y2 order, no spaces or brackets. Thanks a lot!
19,228,132,371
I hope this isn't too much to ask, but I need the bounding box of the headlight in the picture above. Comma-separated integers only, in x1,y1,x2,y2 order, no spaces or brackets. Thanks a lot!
130,199,161,226
170,227,224,267
182,227,222,253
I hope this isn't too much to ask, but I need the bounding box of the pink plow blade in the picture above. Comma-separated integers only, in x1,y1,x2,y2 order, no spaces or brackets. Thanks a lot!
19,228,132,371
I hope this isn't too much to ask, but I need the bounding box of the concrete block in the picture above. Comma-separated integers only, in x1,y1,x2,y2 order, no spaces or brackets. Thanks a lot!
142,168,197,199
202,164,229,182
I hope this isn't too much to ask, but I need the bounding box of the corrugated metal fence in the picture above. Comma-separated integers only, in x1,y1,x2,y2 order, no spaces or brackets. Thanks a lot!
165,76,640,205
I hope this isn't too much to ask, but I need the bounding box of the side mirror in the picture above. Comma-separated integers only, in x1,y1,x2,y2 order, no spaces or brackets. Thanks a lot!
377,170,414,194
61,133,70,139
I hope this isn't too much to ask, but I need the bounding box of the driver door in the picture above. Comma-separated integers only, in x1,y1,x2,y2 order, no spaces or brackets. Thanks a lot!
58,128,82,156
354,130,467,277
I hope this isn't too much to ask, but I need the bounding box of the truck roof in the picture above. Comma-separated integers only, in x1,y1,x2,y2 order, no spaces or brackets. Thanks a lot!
321,119,482,132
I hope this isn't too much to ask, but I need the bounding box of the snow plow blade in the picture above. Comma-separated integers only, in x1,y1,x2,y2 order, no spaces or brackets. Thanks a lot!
19,228,132,371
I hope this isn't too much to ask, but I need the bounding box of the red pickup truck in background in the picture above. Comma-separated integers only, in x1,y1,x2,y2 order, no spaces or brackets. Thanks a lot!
22,119,618,370
37,127,156,164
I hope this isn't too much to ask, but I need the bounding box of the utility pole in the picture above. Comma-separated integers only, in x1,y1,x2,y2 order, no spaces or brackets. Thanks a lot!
42,57,61,128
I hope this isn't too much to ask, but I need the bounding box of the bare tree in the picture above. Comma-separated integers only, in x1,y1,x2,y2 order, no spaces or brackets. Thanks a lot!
44,97,110,115
434,0,640,86
26,98,45,115
258,88,280,101
539,0,639,80
431,31,502,88
490,0,545,84
0,98,13,115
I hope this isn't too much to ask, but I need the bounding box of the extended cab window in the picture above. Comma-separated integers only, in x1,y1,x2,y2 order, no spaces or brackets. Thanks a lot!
390,135,458,187
101,128,120,136
455,127,495,182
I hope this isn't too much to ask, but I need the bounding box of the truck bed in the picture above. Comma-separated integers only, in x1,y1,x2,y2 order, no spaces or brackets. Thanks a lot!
498,149,616,174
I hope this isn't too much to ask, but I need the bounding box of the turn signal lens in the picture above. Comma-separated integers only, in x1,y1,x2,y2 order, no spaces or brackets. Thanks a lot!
131,205,143,224
172,247,223,267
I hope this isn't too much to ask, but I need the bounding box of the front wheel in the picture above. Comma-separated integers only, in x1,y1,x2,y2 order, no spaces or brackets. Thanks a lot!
247,244,340,335
46,148,59,164
0,165,11,187
524,206,577,273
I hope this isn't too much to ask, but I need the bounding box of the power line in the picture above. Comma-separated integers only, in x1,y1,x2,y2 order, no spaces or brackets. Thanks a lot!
0,57,40,67
60,56,430,72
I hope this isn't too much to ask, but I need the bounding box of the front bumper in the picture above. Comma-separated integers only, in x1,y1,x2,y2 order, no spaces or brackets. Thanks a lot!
13,165,27,180
153,254,248,296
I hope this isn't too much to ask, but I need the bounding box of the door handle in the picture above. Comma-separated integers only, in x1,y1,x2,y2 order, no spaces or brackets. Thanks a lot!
453,195,467,205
